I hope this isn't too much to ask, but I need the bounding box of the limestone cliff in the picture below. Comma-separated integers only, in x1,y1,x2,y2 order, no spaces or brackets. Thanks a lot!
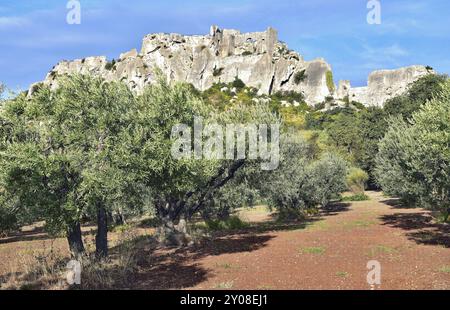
343,66,432,107
31,26,432,107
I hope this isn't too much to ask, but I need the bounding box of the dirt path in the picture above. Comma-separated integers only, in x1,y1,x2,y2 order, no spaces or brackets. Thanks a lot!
134,191,450,290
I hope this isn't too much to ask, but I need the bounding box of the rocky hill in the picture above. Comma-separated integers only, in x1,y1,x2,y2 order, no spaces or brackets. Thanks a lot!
30,26,432,107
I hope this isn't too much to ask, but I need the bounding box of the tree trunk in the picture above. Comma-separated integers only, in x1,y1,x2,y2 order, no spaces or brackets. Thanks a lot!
95,206,108,258
113,210,125,226
156,202,191,247
67,222,85,258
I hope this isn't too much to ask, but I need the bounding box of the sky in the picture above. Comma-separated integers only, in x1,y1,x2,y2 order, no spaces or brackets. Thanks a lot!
1,0,449,93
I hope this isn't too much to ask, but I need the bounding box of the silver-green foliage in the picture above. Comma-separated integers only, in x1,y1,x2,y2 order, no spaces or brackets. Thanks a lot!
258,135,347,219
376,80,450,219
0,75,144,236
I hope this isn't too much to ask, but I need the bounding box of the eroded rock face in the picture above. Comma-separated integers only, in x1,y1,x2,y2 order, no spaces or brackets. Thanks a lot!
34,26,431,107
36,26,335,106
343,66,432,107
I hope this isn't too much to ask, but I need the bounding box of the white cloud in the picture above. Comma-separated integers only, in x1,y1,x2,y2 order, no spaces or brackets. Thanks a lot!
362,43,409,60
0,16,29,28
359,43,410,71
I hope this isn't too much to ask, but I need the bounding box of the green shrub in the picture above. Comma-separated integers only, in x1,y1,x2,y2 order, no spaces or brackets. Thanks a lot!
105,59,116,70
346,168,369,193
271,90,306,105
376,79,450,221
341,193,370,202
326,71,335,93
242,51,252,56
294,70,307,85
232,77,246,90
213,67,224,77
384,74,447,120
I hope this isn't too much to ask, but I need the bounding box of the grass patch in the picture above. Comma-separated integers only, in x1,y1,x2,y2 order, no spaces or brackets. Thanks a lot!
438,266,450,273
215,281,234,289
257,285,274,290
304,220,329,232
336,271,349,278
342,219,376,230
1,231,146,290
215,262,240,270
205,216,249,232
300,246,326,255
341,193,370,202
238,205,270,215
111,223,132,233
368,245,398,256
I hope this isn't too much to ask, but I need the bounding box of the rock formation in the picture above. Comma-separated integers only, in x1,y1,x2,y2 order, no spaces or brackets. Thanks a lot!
342,66,432,107
31,26,432,107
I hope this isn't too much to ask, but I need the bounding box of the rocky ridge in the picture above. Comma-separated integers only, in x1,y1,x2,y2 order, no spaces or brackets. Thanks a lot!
31,26,433,107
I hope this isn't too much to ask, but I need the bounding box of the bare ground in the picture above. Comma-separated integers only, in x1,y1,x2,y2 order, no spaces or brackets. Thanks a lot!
1,191,449,290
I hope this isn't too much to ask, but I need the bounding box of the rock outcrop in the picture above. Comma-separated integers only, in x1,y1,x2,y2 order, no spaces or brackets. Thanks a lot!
340,65,432,107
32,26,432,107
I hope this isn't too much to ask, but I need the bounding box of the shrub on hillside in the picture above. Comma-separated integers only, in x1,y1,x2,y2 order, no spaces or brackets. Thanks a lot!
294,70,307,85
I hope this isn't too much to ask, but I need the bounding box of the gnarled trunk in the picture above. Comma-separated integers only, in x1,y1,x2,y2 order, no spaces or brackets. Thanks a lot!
67,222,85,258
95,206,108,258
156,202,191,246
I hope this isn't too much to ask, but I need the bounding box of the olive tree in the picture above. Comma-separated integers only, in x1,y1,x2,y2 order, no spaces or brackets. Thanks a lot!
0,75,143,257
127,78,280,244
376,80,450,220
257,135,347,220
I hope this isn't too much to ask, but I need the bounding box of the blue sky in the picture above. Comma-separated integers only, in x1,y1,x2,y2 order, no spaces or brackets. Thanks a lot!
1,0,449,93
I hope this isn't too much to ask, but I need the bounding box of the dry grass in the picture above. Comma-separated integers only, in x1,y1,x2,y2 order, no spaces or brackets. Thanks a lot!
0,230,149,290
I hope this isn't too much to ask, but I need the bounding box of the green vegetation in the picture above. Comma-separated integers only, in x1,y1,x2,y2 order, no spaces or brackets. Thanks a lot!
204,216,249,231
438,266,450,273
383,74,447,120
1,61,447,264
376,79,450,221
342,219,376,230
294,70,307,85
341,193,370,202
346,168,369,193
300,246,326,255
0,72,352,257
215,281,234,289
302,74,447,189
232,77,246,90
260,137,347,221
105,59,116,70
213,67,224,77
336,271,349,278
326,70,335,93
368,245,398,256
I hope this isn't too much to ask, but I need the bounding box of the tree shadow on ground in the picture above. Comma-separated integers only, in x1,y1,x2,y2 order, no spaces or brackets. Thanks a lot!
238,202,351,235
0,226,50,244
322,202,351,216
380,212,450,248
0,227,92,245
380,198,416,209
127,234,274,289
130,202,351,289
